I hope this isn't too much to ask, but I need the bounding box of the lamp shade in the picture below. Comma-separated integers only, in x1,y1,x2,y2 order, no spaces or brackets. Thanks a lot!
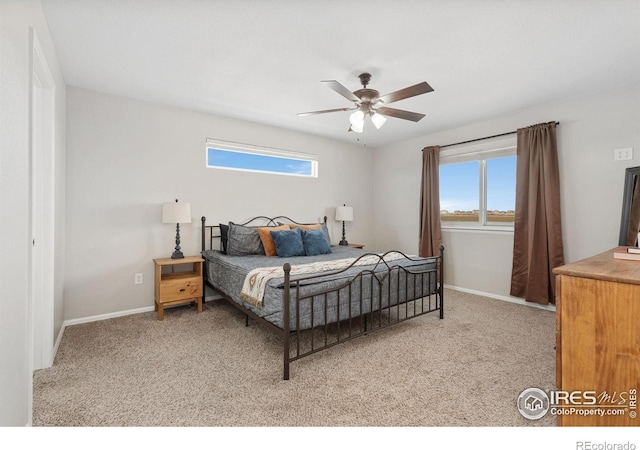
370,112,387,129
162,201,192,224
349,110,365,133
335,205,353,222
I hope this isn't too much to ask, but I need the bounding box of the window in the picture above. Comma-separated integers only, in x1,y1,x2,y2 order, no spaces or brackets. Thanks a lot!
440,161,480,222
485,156,516,223
439,140,516,229
206,139,318,178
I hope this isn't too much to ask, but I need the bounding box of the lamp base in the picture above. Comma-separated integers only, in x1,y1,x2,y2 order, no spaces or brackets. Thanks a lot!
171,224,184,259
339,220,349,246
171,250,185,259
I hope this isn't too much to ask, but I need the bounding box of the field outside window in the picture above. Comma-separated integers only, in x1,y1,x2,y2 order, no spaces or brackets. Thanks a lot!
440,152,516,228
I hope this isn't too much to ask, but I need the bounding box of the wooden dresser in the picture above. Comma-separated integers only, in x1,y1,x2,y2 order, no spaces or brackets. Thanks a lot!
553,247,639,426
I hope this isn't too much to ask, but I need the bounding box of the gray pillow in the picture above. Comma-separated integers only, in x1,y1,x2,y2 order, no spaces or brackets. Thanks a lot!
226,222,265,256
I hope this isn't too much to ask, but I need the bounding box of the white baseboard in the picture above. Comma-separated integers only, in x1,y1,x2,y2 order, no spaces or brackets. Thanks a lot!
63,305,156,328
52,324,64,365
444,284,556,312
61,294,224,331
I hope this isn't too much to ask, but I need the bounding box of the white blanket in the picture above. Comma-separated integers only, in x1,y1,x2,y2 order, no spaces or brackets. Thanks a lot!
240,253,407,307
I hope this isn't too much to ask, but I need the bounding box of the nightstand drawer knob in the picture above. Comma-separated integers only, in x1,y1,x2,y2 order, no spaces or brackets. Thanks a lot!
179,288,186,292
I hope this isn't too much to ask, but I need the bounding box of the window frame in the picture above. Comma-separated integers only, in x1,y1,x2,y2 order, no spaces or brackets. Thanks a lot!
206,138,318,178
439,136,517,232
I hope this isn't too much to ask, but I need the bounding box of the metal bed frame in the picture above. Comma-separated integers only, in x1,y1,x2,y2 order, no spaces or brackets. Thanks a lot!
201,215,444,380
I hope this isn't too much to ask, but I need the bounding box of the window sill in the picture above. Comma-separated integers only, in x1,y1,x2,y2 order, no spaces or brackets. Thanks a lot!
442,225,514,235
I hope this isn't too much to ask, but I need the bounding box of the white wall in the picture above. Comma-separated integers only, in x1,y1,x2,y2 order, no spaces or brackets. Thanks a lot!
0,0,66,426
65,85,638,319
64,87,373,320
372,85,640,298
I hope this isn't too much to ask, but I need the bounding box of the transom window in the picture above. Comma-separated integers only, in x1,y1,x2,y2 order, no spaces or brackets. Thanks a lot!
439,139,516,229
206,139,318,178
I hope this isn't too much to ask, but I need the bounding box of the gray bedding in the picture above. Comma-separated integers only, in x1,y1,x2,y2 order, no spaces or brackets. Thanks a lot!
202,246,438,330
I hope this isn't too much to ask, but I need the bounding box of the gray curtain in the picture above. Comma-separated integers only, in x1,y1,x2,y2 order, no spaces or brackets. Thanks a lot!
510,122,564,305
419,146,442,257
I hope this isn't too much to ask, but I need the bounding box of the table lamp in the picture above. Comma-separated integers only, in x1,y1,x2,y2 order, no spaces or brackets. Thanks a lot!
162,199,191,259
335,204,353,246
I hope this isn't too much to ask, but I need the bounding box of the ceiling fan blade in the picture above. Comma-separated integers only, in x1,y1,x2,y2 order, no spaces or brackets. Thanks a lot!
376,106,425,122
322,80,361,103
297,107,357,116
378,81,434,105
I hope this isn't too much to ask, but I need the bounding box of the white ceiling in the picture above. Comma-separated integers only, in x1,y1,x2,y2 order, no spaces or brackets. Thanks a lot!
41,0,640,148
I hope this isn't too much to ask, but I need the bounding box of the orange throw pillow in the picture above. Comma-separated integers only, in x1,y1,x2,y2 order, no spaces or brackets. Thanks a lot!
258,225,291,256
290,223,322,231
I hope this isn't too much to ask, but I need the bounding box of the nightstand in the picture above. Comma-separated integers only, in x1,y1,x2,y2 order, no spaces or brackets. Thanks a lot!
153,256,204,321
334,243,365,249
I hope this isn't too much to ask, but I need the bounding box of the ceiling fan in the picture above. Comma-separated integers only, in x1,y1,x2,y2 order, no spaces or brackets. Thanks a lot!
297,72,433,133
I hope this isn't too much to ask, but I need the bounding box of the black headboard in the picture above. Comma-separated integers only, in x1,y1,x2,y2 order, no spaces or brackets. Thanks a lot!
201,215,328,252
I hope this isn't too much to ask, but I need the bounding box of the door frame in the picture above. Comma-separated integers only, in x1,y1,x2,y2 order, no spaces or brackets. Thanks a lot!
29,28,56,390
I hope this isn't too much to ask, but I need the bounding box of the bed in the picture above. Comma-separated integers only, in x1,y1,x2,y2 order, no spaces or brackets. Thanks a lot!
201,215,444,379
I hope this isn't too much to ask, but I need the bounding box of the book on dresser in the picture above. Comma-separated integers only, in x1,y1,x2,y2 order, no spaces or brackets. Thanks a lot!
613,249,640,260
627,247,640,254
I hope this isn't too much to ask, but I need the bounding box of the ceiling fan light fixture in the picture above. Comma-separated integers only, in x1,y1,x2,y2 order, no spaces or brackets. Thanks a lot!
350,121,364,133
349,109,364,124
349,110,365,133
370,112,387,129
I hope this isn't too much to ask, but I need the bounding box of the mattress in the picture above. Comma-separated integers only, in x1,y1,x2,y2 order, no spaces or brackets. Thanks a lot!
202,246,437,330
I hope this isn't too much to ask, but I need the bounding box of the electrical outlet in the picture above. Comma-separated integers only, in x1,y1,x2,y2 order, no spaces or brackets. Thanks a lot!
134,273,143,285
614,148,633,161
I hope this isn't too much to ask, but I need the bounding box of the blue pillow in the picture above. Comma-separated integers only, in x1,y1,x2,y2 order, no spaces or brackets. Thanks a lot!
271,227,305,257
302,228,332,256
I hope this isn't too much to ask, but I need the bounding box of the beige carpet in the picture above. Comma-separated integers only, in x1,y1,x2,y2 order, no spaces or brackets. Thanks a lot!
33,289,556,427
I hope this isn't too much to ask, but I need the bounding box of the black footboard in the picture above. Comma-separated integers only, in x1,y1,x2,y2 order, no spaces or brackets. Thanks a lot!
281,247,444,380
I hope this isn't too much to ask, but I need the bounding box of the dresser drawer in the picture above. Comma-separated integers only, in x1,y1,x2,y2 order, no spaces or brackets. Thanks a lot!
158,277,203,303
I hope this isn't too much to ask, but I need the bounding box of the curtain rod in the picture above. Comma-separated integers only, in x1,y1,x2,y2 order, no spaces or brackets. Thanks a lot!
438,122,560,149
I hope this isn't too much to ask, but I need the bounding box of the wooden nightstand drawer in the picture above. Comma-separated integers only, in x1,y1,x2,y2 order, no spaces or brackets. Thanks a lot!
159,276,203,303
